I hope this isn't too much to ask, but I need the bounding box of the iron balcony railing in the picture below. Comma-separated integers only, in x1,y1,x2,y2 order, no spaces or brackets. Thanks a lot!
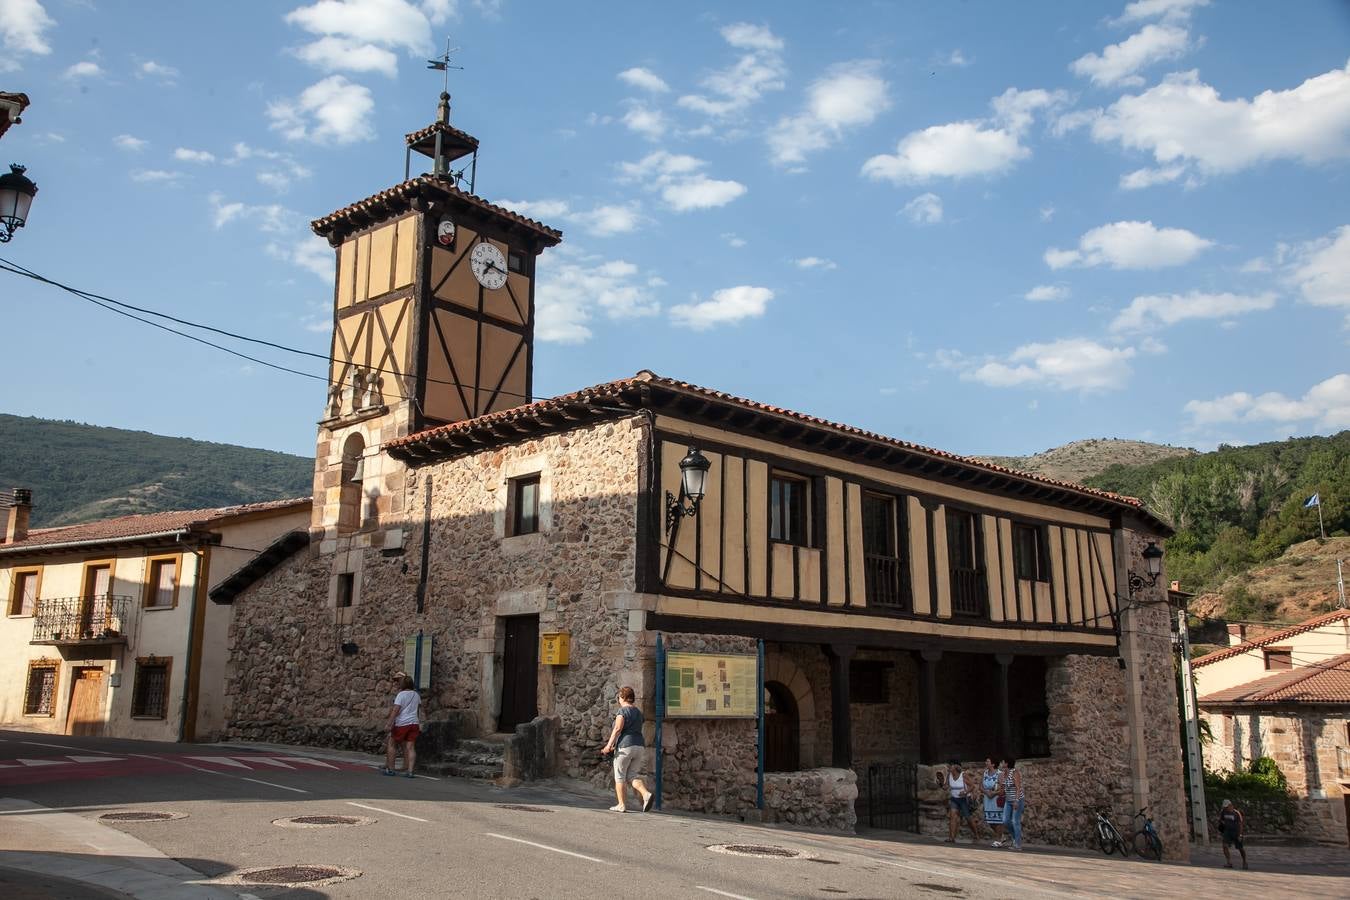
864,554,911,610
31,594,132,644
950,565,988,617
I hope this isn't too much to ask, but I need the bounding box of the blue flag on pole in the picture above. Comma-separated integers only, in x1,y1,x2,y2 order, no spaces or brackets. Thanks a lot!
1305,493,1320,508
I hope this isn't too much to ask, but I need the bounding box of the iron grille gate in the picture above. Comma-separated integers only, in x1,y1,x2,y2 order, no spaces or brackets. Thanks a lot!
867,762,919,832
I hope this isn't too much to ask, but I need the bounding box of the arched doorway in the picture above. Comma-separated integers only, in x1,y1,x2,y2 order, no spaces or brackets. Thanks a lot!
764,681,800,772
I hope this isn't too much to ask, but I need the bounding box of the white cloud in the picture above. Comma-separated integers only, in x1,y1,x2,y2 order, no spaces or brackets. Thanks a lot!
619,151,746,212
1045,220,1213,270
495,198,572,220
1110,291,1276,332
1039,206,1055,222
1,0,55,65
1090,64,1350,179
723,233,747,248
621,103,667,140
1115,0,1209,25
670,285,773,331
130,170,184,185
1184,373,1350,430
862,87,1065,184
902,192,944,224
794,257,837,270
268,75,375,144
1288,224,1350,312
768,60,890,166
268,235,333,280
536,256,660,343
138,60,179,82
944,50,971,67
292,36,399,77
618,67,669,93
678,22,786,118
208,191,293,233
961,338,1136,392
63,60,103,80
572,203,642,236
1024,284,1068,302
174,147,216,163
113,134,147,152
1119,164,1187,190
1070,24,1192,88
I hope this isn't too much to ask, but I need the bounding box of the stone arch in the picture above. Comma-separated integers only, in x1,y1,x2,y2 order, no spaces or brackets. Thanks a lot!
764,651,818,769
337,432,365,532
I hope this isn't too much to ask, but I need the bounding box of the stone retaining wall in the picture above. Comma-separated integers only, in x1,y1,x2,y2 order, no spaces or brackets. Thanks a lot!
763,768,858,833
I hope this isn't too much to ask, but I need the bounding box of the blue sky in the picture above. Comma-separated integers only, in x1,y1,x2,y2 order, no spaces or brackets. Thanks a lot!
3,0,1349,460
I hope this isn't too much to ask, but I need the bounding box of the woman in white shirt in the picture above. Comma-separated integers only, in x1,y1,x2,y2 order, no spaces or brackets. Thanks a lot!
382,674,420,777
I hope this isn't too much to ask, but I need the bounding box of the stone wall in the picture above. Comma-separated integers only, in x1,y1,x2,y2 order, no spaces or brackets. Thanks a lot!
225,416,645,782
763,768,858,832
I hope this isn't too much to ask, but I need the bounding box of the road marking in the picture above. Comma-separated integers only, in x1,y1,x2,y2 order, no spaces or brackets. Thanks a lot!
0,805,106,815
17,758,68,767
282,757,337,769
347,801,429,822
20,741,117,754
187,756,251,769
482,832,613,865
873,858,1083,899
243,757,295,769
67,755,124,763
696,888,756,900
239,777,308,794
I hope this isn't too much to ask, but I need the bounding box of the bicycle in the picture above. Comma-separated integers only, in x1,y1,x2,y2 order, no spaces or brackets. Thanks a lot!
1131,807,1162,861
1089,809,1127,857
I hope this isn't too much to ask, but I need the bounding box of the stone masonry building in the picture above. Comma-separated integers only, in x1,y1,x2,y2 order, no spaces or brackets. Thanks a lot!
223,95,1189,858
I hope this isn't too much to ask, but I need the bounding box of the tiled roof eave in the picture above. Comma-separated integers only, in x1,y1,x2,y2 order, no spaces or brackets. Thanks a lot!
1193,609,1350,668
0,526,218,557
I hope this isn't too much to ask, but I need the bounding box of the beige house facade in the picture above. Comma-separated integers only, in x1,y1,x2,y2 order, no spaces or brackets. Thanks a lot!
0,492,309,742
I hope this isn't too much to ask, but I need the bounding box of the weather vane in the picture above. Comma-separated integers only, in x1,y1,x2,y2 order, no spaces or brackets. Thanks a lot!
426,37,463,96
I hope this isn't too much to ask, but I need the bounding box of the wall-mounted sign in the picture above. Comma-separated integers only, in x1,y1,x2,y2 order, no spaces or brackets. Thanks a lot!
540,631,570,666
403,634,432,689
664,651,757,718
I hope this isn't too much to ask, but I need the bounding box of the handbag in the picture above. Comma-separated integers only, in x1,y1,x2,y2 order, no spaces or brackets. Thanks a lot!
996,795,1006,808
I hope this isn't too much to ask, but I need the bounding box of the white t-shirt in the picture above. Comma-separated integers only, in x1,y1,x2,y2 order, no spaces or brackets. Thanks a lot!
393,689,420,727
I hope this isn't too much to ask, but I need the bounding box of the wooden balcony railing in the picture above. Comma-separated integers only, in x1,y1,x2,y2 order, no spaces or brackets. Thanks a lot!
949,565,987,617
864,554,910,610
31,594,131,645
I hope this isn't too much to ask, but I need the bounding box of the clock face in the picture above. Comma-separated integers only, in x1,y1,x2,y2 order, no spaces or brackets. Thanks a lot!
436,216,456,247
470,242,508,290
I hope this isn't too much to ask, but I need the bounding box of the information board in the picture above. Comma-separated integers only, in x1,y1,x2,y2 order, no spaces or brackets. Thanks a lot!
664,651,757,718
403,634,432,689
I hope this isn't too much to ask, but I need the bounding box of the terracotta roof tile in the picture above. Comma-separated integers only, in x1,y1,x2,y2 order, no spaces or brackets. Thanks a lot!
1200,653,1350,705
404,121,479,151
1192,609,1350,668
387,370,1163,525
0,498,311,555
311,176,562,244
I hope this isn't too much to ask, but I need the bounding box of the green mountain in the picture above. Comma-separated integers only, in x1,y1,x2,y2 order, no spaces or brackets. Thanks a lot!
979,438,1197,484
0,414,314,528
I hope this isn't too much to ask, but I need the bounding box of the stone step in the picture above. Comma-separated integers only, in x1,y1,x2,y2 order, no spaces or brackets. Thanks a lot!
454,738,507,756
424,760,502,780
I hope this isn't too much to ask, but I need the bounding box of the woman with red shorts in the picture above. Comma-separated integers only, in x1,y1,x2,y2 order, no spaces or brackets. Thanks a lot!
382,674,420,777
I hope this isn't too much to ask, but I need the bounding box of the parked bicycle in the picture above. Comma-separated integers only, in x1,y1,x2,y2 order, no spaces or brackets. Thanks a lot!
1132,807,1162,861
1089,809,1127,857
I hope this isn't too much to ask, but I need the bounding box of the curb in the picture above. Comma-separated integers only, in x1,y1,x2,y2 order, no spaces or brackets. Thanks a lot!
0,852,241,900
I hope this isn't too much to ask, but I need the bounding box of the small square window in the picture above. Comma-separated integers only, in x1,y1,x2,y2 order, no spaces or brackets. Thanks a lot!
336,573,355,609
1263,648,1291,670
24,662,58,716
1012,524,1049,582
507,250,525,274
9,568,39,616
131,658,170,719
510,474,541,536
144,558,177,608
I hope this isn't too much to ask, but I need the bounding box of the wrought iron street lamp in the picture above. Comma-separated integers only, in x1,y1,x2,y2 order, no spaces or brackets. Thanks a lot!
0,164,37,242
665,446,711,535
1127,541,1165,597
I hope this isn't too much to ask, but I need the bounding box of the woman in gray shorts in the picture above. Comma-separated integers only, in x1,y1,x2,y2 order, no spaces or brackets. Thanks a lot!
600,686,654,812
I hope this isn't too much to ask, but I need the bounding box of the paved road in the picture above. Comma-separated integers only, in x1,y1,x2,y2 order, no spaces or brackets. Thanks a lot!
1,730,1344,899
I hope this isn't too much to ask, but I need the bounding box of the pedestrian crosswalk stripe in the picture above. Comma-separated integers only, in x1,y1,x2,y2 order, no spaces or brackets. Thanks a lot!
186,756,251,768
244,757,295,769
67,755,124,763
16,759,68,767
284,757,337,768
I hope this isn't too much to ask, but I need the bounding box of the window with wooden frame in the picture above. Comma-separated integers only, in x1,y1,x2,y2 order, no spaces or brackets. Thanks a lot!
507,249,526,274
945,508,986,616
862,493,909,608
131,657,171,719
769,472,811,546
1263,647,1292,670
8,567,41,616
335,572,355,609
1012,523,1050,582
23,660,58,716
508,474,541,536
143,556,179,609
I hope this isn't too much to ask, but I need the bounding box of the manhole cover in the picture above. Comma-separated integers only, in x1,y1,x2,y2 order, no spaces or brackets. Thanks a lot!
228,865,360,888
494,804,552,813
707,844,813,860
99,811,185,822
273,814,374,829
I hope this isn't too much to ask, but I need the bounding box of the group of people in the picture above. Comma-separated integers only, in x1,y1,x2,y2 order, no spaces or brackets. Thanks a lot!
943,757,1026,850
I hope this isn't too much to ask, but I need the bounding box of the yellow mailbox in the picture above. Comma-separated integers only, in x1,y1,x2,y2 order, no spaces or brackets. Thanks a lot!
540,631,570,666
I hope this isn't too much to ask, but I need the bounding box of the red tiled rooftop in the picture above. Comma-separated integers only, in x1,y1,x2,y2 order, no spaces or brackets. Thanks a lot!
0,498,311,555
1192,609,1350,668
1200,653,1350,705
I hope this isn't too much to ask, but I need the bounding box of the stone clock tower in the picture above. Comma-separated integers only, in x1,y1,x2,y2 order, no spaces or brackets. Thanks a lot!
308,92,562,542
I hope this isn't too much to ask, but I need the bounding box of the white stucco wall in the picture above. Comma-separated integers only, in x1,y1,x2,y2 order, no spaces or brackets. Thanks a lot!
1194,617,1350,698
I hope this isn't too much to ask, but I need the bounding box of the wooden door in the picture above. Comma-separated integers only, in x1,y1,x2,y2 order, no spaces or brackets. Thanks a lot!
66,667,105,736
81,565,111,639
764,681,800,772
498,615,538,732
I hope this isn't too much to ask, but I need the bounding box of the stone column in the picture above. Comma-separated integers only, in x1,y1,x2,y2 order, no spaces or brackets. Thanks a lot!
917,649,941,763
824,644,855,768
995,653,1013,756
